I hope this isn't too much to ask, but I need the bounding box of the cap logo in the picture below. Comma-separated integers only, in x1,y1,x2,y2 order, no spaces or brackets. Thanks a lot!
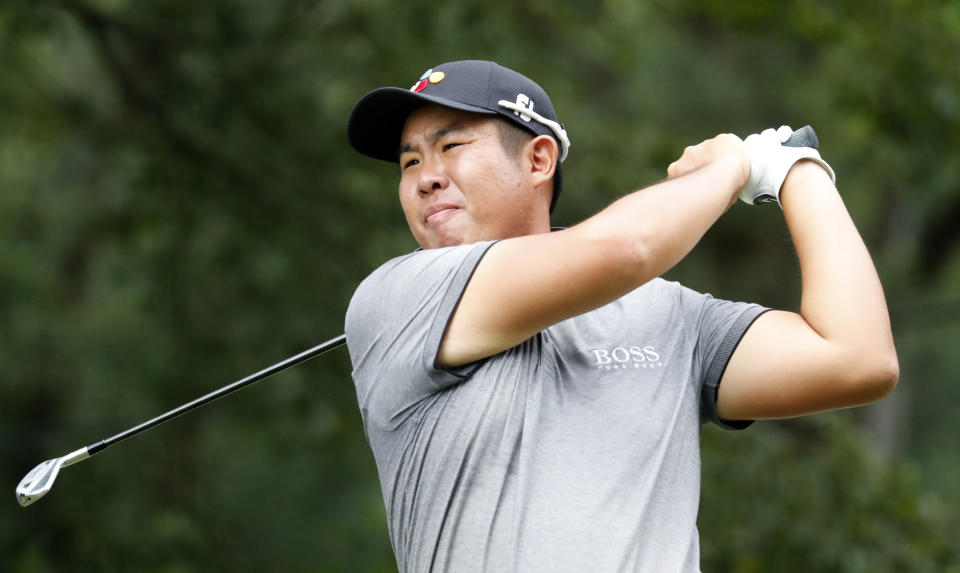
429,71,445,84
410,68,433,93
512,94,534,122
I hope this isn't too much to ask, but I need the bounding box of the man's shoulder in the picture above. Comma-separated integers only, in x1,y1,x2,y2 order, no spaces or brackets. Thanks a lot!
625,277,701,305
345,251,417,328
354,242,493,293
347,241,496,326
356,249,419,288
604,278,719,329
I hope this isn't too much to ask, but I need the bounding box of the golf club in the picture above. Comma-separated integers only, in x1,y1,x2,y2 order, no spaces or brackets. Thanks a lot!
16,333,346,507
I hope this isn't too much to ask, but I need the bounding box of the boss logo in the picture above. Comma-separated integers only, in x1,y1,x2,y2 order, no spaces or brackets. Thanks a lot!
591,346,663,371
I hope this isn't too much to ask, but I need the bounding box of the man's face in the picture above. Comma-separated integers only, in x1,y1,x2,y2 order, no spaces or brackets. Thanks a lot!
398,105,549,249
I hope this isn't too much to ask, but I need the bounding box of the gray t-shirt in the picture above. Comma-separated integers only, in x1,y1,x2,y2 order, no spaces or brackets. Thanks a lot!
345,241,767,573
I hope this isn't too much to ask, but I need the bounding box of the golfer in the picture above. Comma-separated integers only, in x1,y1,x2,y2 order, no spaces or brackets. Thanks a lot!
344,60,898,572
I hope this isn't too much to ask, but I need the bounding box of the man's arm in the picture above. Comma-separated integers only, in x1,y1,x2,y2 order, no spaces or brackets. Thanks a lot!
716,161,899,420
437,134,748,367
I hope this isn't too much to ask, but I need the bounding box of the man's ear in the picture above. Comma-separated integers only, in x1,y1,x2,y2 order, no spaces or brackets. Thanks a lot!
526,134,559,189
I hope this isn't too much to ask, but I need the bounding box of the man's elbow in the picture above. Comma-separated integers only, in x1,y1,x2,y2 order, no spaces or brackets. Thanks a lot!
849,349,900,403
877,352,901,396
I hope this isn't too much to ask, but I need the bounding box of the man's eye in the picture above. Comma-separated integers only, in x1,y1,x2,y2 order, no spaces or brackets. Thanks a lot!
442,143,461,151
402,158,419,169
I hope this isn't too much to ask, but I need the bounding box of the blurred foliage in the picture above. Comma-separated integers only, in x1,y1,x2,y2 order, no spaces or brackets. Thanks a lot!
1,0,958,570
701,416,960,573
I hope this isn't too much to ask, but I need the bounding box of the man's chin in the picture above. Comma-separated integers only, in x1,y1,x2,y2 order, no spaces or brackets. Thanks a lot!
416,227,472,250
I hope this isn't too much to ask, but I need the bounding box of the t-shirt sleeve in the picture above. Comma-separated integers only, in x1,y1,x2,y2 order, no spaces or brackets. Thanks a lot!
691,292,770,430
345,241,497,429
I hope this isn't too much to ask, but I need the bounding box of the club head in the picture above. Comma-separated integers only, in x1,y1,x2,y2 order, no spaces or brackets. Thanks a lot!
16,458,63,507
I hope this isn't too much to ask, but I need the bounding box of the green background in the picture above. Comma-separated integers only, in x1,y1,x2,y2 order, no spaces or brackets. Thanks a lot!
2,0,959,571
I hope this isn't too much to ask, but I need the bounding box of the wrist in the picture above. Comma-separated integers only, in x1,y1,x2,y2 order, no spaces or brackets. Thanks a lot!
780,159,838,209
713,154,750,206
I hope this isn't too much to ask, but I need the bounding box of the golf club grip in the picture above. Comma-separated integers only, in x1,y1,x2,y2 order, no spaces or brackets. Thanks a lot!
783,125,818,149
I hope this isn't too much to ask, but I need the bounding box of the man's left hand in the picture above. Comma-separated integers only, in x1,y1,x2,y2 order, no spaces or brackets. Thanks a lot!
739,125,836,207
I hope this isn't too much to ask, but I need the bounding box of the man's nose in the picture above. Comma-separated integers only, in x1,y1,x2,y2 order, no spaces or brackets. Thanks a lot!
417,158,449,195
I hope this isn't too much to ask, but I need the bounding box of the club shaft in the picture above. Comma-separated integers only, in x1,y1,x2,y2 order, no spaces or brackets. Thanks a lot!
86,334,347,455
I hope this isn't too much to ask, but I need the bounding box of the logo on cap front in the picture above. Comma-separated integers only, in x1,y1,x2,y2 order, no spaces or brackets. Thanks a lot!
410,69,432,93
410,67,447,93
410,68,444,93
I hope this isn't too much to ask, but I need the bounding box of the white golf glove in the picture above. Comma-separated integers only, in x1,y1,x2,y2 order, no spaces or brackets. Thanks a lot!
739,125,836,206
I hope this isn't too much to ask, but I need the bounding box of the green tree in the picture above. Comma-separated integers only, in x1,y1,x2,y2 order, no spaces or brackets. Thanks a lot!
2,0,959,570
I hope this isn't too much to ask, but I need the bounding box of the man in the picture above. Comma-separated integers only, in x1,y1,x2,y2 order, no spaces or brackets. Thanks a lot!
344,60,898,572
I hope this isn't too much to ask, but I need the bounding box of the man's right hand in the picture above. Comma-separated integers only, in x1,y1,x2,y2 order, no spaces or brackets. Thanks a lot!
666,133,751,205
739,126,836,207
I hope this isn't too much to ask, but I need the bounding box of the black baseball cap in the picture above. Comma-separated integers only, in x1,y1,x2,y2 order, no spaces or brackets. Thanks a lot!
347,60,569,212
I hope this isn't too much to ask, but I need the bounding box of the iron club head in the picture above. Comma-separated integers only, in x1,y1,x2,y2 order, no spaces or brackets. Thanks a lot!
16,458,63,507
16,447,90,507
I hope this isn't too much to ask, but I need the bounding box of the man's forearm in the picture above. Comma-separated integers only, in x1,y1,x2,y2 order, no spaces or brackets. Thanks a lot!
780,160,899,389
576,157,742,285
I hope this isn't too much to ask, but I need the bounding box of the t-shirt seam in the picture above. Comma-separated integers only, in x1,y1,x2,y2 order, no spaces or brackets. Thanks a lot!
703,306,770,430
424,241,500,386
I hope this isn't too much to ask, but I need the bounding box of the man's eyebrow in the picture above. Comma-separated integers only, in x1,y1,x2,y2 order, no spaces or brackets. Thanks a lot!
398,122,468,158
428,122,466,141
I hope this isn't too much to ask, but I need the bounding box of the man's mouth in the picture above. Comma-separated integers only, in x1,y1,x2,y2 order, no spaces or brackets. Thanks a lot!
424,205,460,225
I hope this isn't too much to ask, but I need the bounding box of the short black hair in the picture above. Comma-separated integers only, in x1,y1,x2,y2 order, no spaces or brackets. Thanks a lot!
495,117,533,161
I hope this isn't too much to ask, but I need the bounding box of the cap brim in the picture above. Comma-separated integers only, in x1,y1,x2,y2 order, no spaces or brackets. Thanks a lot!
347,87,497,163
